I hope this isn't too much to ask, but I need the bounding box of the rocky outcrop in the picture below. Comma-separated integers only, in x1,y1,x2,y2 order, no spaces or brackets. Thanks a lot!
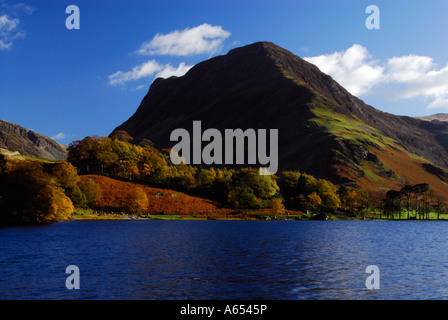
0,120,67,160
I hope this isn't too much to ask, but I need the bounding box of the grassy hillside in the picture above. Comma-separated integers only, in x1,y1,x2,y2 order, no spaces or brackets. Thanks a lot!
81,174,226,216
308,98,448,201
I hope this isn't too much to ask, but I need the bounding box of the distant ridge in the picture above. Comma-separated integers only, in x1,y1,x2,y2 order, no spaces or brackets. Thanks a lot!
0,120,67,160
415,113,448,122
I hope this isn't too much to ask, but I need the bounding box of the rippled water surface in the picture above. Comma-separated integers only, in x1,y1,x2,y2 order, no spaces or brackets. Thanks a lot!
1,220,448,299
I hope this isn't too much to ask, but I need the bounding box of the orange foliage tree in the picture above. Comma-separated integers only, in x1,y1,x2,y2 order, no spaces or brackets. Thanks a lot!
0,160,74,224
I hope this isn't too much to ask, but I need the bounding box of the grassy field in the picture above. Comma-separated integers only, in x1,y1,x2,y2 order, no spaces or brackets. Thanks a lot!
71,209,127,220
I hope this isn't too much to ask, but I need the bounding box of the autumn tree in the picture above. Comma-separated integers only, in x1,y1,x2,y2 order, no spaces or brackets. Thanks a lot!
340,188,370,216
297,192,322,213
227,185,260,209
141,148,175,185
50,187,76,222
51,162,80,188
109,130,134,143
278,171,339,212
278,171,311,210
384,190,403,219
208,167,233,204
400,185,414,219
226,168,279,209
138,139,154,148
296,173,317,195
243,169,279,199
265,197,285,214
126,186,149,214
383,183,434,220
413,183,430,219
78,177,102,208
434,199,446,220
50,162,87,207
421,187,433,220
195,167,217,195
0,160,73,224
277,171,301,198
316,179,341,212
67,136,97,174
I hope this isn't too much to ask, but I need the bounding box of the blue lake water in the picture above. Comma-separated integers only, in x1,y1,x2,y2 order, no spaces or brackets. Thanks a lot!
1,220,448,300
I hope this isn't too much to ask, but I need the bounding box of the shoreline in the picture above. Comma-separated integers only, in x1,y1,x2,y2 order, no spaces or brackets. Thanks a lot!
3,210,446,225
71,210,448,222
3,214,448,226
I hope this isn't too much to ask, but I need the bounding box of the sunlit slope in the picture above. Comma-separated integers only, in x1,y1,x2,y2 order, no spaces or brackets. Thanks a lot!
307,95,448,200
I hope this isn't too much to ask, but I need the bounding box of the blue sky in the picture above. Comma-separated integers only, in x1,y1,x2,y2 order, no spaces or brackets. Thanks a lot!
1,0,447,146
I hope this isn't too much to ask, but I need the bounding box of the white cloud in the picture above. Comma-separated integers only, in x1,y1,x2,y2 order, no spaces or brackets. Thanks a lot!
304,44,384,96
108,60,162,86
386,55,435,82
427,98,448,110
0,14,23,50
135,23,230,56
0,3,34,50
108,23,228,89
108,60,192,86
134,84,145,91
11,3,34,15
1,2,35,15
155,62,192,79
0,14,18,31
51,132,75,141
304,45,448,111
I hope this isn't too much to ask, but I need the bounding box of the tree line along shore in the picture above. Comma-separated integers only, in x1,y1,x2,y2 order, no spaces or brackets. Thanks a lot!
0,131,446,224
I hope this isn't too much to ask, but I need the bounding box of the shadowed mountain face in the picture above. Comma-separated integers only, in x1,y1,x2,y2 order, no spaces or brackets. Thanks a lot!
0,120,67,160
113,41,448,199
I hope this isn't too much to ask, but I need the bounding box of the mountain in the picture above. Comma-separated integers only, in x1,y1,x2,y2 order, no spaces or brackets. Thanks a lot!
112,41,448,200
0,120,67,160
415,113,448,122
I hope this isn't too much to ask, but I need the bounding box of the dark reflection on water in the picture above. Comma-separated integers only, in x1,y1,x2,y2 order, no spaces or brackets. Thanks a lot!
1,220,448,299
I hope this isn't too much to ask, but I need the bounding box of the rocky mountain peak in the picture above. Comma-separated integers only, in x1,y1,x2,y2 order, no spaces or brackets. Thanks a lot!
0,120,67,160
